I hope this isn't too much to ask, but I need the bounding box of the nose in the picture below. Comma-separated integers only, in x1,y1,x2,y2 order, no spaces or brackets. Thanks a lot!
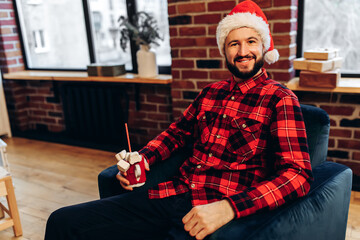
238,44,250,56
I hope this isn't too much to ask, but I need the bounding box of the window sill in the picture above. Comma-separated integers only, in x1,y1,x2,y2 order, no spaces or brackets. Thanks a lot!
3,70,172,84
286,77,360,94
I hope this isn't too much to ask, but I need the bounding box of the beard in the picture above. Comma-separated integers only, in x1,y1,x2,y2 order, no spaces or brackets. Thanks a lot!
226,54,264,80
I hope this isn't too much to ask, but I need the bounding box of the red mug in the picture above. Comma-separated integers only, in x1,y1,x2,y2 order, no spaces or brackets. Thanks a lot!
125,157,147,187
116,151,146,188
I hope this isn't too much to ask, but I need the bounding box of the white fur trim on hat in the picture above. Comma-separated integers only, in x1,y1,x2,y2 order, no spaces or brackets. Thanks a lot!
216,12,270,56
264,49,279,64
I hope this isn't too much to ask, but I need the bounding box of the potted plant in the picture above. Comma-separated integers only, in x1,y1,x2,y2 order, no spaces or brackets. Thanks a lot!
118,11,163,77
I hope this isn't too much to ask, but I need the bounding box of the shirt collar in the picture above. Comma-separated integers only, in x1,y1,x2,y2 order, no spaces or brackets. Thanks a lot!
230,68,268,94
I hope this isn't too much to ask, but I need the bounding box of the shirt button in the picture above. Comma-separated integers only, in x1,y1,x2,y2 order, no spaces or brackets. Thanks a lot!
203,116,206,120
217,135,221,139
231,96,235,100
223,114,227,118
242,123,247,128
208,153,213,157
197,165,201,169
191,183,196,189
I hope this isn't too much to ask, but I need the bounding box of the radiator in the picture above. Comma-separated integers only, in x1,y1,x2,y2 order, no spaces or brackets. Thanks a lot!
60,83,129,148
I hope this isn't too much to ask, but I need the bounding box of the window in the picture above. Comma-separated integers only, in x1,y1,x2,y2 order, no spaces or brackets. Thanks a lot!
297,0,360,77
14,0,171,73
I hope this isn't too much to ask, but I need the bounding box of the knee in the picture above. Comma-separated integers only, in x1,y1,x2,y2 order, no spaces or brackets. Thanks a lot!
46,206,74,233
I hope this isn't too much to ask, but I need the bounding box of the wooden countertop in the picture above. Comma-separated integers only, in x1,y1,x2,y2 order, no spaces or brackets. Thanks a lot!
286,77,360,94
3,70,172,84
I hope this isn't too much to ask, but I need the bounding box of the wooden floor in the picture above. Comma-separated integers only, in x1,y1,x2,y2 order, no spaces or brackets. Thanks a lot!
0,137,359,239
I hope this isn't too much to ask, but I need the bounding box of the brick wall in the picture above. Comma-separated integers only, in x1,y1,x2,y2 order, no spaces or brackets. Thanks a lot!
168,0,298,118
1,0,359,181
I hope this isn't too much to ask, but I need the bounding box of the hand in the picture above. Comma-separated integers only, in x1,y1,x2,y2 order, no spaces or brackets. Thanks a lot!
115,151,149,191
182,200,235,240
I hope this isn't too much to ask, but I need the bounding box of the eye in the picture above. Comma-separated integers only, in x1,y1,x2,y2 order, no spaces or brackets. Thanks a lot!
230,42,238,47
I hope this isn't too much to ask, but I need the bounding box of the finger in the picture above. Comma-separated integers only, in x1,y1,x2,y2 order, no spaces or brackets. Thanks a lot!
195,229,208,240
182,209,194,224
189,223,203,238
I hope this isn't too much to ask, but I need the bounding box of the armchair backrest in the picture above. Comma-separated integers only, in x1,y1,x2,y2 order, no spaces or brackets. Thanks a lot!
300,104,330,169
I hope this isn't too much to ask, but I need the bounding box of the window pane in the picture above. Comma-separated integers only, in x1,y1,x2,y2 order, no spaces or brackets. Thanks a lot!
16,0,91,69
303,0,360,74
136,0,171,67
88,0,133,71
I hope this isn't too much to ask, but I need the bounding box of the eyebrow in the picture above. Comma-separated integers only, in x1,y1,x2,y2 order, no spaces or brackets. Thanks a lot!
227,36,260,45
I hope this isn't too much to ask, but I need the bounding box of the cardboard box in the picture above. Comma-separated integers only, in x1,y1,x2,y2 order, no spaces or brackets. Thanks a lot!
304,48,339,60
87,63,126,77
293,57,342,72
299,69,340,88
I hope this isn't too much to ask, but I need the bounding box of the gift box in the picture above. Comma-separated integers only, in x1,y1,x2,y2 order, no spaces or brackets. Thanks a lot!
299,69,340,88
303,48,339,60
87,63,126,77
293,57,342,72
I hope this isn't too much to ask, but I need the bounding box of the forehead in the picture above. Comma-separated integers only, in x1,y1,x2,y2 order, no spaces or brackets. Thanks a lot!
225,27,262,43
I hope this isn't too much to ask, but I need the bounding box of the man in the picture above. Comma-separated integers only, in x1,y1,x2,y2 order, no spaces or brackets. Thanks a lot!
45,1,312,239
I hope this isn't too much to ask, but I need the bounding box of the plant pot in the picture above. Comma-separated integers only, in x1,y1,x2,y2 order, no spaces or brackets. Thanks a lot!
136,45,158,78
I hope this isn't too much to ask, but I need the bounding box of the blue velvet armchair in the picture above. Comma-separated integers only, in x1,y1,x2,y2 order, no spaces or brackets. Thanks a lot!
98,104,352,240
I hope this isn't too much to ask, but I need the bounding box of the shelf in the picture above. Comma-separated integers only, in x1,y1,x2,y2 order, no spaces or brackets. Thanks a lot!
3,70,172,84
286,77,360,94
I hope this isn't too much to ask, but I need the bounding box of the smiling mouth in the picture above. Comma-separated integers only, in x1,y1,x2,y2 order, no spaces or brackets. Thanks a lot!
234,56,255,64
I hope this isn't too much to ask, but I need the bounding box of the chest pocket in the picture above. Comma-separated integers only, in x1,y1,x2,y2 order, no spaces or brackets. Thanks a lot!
226,117,262,156
198,111,217,144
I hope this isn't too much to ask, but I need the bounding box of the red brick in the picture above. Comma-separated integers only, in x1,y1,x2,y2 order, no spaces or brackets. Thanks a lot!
181,49,207,58
0,19,16,26
168,5,176,15
171,80,195,89
146,95,169,104
147,113,169,121
330,129,352,138
32,110,46,116
171,90,182,98
182,70,208,79
355,131,360,139
0,3,14,9
208,1,235,11
328,138,335,148
48,125,65,132
353,152,360,161
180,26,206,36
273,34,296,46
172,59,194,68
209,70,231,80
277,46,296,58
169,27,178,37
253,0,272,8
139,103,157,112
264,9,297,20
320,106,355,116
133,120,158,128
178,2,205,14
194,14,222,24
171,49,179,58
0,27,12,34
159,105,172,113
172,100,192,108
29,96,45,102
171,70,180,79
338,140,360,150
330,119,337,127
208,25,217,35
273,22,297,33
170,38,196,47
194,37,217,47
274,0,298,7
209,48,222,58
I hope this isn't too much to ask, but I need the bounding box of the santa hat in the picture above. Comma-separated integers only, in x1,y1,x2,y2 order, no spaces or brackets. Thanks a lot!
216,0,279,64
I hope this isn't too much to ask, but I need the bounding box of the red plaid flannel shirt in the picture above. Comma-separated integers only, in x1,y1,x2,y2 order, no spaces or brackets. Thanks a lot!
139,69,313,219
